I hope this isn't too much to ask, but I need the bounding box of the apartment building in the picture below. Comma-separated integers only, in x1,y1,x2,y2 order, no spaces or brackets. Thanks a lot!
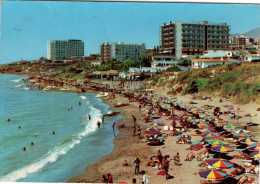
160,21,230,60
101,42,146,62
47,39,84,61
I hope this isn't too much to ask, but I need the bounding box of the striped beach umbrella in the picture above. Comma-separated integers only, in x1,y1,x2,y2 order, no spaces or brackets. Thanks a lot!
191,140,203,146
199,169,227,179
224,124,238,130
146,127,160,131
232,130,250,134
177,111,189,117
199,127,215,133
239,138,258,143
205,137,224,143
206,159,234,169
244,113,257,123
211,145,234,153
169,116,179,121
235,133,250,138
247,145,260,152
202,133,218,138
144,130,161,135
250,152,259,159
208,140,229,146
246,142,259,147
198,123,211,128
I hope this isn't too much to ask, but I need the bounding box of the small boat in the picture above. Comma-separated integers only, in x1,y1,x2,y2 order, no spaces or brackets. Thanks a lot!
114,103,129,107
43,86,52,91
105,111,120,116
96,92,108,98
103,96,115,100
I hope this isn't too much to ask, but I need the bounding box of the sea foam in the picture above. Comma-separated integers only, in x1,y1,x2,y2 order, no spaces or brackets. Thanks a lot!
0,105,102,182
11,78,23,83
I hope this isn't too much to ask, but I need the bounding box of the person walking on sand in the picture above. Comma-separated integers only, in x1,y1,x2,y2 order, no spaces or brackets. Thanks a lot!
141,171,148,184
157,150,163,170
133,126,136,137
97,120,101,128
134,157,140,174
137,126,141,139
88,114,91,120
163,156,170,180
112,122,116,131
132,115,137,126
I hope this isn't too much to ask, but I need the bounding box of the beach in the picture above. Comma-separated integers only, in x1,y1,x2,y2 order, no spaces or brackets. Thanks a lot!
68,90,259,183
1,73,259,183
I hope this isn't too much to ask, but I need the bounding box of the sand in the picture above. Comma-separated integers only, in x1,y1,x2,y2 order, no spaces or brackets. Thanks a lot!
68,91,259,184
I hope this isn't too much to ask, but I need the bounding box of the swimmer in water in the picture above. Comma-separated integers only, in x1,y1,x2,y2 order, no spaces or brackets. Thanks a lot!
79,102,81,106
52,131,55,135
7,118,10,122
31,142,34,146
34,134,38,138
71,107,73,110
23,147,26,151
18,126,21,129
97,121,101,128
89,114,91,120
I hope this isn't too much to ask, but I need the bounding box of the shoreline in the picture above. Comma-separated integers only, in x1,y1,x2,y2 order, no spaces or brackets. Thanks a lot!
2,73,259,183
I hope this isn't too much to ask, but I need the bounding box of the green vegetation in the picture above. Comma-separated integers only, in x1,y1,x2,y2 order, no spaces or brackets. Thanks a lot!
178,58,192,66
166,65,182,72
150,63,260,103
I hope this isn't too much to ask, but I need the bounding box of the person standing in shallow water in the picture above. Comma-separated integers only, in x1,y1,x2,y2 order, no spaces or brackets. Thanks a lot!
88,114,91,120
97,120,101,128
112,122,116,131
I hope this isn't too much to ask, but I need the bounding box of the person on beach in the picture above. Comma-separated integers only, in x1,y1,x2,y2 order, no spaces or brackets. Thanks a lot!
132,115,136,126
133,126,136,137
88,114,91,120
134,157,140,174
107,173,113,183
163,155,170,180
141,171,148,184
97,120,101,128
31,142,34,146
174,152,180,166
132,178,137,184
139,104,142,112
157,150,163,169
146,156,155,167
137,126,141,139
123,160,128,166
22,147,26,151
112,122,116,131
101,175,108,183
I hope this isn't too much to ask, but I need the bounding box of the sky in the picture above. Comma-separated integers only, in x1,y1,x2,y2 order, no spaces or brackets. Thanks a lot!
0,2,259,64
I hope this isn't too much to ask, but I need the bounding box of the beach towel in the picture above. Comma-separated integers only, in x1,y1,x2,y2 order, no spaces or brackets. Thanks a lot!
163,126,169,131
192,144,203,151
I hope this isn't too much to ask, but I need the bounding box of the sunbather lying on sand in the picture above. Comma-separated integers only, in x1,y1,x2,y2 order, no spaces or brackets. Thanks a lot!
184,152,195,161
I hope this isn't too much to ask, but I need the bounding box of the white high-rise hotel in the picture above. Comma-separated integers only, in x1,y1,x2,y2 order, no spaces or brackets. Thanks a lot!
47,39,84,61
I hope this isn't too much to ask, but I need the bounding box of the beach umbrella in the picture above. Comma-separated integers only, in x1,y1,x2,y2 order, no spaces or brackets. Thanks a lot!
211,145,234,153
191,140,203,146
232,130,250,134
184,116,193,121
246,142,259,147
144,130,161,135
208,140,229,146
169,117,179,121
199,169,227,179
199,127,215,133
250,152,259,159
244,114,257,123
224,124,238,130
192,144,203,151
239,138,258,143
204,137,224,143
206,158,234,169
192,119,205,124
145,127,160,131
198,123,211,128
224,105,233,111
235,133,250,138
177,111,189,117
202,133,218,138
247,145,260,152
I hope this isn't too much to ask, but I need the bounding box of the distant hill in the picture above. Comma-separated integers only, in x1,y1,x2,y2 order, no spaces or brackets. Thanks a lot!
231,27,260,40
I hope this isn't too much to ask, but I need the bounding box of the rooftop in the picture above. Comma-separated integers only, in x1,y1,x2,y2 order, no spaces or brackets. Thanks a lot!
244,54,260,57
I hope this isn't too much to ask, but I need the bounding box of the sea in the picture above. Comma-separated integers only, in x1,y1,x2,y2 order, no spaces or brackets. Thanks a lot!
0,74,121,182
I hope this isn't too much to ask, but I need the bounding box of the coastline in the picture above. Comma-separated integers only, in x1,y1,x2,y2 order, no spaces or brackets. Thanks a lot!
1,73,259,183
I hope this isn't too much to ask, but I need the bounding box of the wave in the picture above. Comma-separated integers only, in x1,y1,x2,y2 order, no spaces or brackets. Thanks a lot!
11,78,23,83
0,105,102,182
24,87,30,90
80,96,86,100
15,85,23,88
